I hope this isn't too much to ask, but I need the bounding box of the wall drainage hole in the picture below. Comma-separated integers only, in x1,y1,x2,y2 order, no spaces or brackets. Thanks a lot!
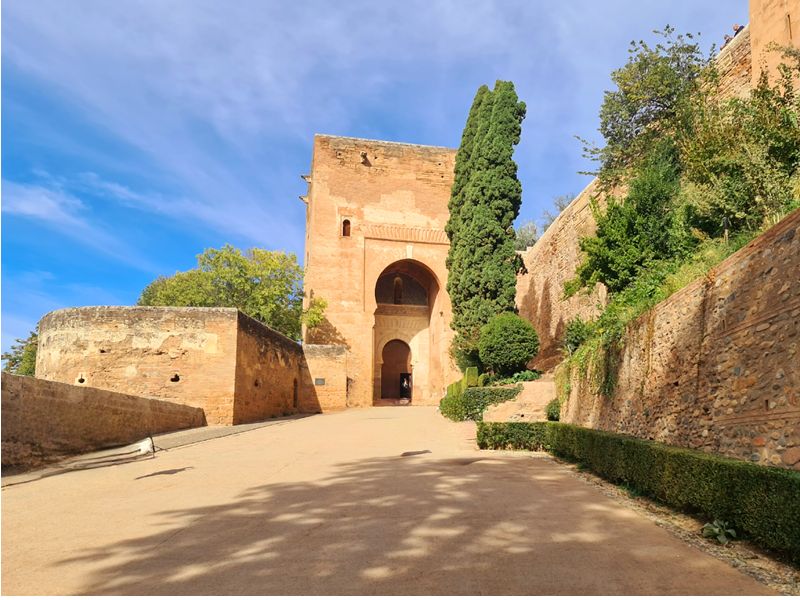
170,374,181,383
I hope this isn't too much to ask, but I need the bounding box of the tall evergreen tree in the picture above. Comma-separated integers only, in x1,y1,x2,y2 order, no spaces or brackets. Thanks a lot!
445,81,526,369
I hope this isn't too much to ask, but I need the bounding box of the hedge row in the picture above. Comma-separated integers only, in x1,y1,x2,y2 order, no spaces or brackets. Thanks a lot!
439,366,522,422
477,421,800,563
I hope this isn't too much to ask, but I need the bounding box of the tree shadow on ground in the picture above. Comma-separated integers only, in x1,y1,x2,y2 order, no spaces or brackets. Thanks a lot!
52,454,752,595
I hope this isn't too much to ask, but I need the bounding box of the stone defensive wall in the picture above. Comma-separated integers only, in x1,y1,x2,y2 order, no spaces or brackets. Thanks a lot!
715,24,752,100
36,306,323,425
515,20,762,373
562,208,800,470
2,372,205,473
515,178,607,372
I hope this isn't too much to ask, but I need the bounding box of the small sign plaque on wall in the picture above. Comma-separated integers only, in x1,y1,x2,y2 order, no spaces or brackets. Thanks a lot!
314,378,326,386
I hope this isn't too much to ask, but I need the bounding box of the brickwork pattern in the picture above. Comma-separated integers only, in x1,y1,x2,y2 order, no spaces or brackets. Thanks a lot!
233,312,309,424
1,372,205,473
302,135,460,406
515,179,607,371
715,25,753,100
36,306,324,424
36,306,239,424
563,209,800,469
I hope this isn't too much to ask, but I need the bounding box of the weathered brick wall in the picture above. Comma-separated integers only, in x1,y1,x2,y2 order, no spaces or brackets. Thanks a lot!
1,373,205,473
36,306,239,424
303,135,460,406
233,312,308,423
300,344,349,411
516,179,607,371
563,209,800,469
716,25,752,100
750,0,799,88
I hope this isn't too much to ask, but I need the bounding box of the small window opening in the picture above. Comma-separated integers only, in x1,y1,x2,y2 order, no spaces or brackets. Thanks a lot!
342,219,351,237
254,378,261,388
293,378,299,409
393,276,403,304
99,349,107,354
170,373,181,383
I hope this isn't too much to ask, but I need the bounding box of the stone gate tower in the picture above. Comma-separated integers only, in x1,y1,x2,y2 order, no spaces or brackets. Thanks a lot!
301,135,461,407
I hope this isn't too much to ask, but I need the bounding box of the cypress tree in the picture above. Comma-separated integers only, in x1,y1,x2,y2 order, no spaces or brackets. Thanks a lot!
445,84,490,244
445,81,526,370
446,85,490,347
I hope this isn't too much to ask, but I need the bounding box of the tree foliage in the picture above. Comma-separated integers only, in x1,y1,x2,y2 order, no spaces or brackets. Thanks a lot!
478,312,539,376
565,32,800,397
571,141,690,293
541,194,574,232
2,328,38,376
446,81,527,367
514,220,538,250
582,26,709,184
138,244,325,341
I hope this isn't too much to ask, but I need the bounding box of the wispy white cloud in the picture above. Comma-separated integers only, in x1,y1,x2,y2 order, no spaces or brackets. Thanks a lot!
3,180,87,228
2,0,562,251
2,179,162,272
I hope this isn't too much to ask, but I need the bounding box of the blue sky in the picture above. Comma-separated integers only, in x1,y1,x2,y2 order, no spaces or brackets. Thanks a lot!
2,0,749,351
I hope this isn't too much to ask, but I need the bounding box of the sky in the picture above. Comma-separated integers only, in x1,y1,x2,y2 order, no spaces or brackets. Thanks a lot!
2,0,749,352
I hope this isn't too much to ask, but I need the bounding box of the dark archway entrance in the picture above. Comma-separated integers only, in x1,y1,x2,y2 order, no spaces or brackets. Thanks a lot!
373,258,445,405
380,339,412,400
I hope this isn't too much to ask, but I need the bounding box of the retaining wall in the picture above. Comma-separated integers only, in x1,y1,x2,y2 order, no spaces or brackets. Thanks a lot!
563,209,800,469
1,373,205,473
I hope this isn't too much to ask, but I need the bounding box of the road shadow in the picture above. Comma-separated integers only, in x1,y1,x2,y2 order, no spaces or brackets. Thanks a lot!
49,454,763,595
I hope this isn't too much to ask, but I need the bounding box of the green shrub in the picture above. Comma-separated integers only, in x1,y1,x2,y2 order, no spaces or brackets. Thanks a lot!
485,369,541,386
563,317,592,354
476,421,800,564
545,398,561,421
440,385,522,422
478,313,539,376
477,422,550,450
463,366,479,387
439,368,484,421
439,391,466,421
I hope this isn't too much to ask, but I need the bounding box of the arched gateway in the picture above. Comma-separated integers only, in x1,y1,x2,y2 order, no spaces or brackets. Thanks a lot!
373,259,447,405
300,135,461,408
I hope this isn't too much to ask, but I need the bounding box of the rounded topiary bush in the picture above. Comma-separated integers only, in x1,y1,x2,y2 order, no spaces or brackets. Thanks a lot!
478,312,539,376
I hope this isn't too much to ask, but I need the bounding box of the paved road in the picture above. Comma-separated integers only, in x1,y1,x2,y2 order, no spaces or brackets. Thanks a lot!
1,408,772,595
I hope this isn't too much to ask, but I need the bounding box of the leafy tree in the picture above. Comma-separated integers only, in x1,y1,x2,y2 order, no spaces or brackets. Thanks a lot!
581,26,709,184
678,51,800,235
138,244,325,341
570,141,688,294
514,220,539,250
563,316,593,354
478,312,539,376
446,81,527,368
2,328,38,376
541,194,574,232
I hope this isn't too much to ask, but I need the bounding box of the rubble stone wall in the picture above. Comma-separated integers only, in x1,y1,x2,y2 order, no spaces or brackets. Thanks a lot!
563,209,800,469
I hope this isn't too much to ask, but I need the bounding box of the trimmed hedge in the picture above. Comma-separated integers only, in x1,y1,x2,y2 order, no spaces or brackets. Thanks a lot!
477,421,800,564
545,398,561,421
440,384,521,422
